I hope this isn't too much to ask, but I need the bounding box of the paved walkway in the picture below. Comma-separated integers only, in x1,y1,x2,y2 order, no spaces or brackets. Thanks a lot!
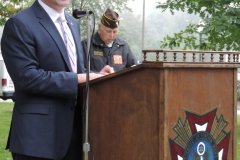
0,99,12,102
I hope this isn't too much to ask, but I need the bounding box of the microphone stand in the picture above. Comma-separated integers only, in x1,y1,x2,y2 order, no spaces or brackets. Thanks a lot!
83,11,92,160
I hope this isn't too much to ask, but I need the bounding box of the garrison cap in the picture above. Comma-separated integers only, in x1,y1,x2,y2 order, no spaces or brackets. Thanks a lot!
101,8,120,29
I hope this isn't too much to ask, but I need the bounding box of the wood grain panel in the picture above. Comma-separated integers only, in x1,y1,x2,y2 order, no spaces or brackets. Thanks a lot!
81,62,238,160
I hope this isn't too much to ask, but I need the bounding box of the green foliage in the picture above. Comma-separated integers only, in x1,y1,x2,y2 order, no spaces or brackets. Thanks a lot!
65,0,134,39
238,115,240,160
0,0,32,26
0,0,133,36
156,0,240,51
160,23,199,50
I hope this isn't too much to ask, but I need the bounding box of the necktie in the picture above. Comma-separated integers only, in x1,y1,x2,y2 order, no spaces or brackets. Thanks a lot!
57,16,76,73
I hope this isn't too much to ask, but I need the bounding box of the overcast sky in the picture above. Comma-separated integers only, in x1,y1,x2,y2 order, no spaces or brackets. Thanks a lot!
128,0,162,15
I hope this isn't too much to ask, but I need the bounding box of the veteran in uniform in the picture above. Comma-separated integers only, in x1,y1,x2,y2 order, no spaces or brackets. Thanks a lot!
81,8,137,72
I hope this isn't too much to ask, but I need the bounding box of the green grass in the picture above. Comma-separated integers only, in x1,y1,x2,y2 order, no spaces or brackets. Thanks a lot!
0,102,240,159
238,115,240,160
0,102,13,160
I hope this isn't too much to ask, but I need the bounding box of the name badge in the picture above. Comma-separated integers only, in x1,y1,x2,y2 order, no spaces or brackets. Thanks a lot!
94,51,103,56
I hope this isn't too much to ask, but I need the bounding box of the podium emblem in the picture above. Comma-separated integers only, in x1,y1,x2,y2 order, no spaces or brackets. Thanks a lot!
169,108,230,160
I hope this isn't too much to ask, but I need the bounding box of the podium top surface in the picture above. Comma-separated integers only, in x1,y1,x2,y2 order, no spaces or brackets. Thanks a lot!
79,61,240,87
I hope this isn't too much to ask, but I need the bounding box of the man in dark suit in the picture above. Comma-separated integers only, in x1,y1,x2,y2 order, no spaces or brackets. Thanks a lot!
1,0,114,159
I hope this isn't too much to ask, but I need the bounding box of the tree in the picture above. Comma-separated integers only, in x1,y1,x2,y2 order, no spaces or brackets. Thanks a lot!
0,0,133,36
117,10,142,60
66,0,134,40
156,0,240,51
0,0,31,26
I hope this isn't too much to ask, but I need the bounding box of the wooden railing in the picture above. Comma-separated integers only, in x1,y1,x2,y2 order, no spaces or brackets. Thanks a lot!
142,50,240,63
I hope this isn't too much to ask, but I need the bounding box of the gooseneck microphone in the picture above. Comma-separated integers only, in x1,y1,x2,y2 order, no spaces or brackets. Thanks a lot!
72,9,93,19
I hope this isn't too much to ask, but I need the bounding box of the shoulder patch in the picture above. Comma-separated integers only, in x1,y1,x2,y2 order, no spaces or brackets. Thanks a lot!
113,54,123,64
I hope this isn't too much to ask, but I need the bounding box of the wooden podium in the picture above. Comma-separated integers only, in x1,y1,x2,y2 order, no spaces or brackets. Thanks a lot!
81,62,238,160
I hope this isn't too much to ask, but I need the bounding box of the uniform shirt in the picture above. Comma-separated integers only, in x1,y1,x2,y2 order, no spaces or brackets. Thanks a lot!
81,32,137,72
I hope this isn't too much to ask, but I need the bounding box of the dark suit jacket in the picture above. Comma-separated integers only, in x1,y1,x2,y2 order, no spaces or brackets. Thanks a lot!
1,1,85,159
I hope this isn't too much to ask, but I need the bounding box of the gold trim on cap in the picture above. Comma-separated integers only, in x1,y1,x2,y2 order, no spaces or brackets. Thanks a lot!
100,9,120,28
103,10,119,22
101,16,111,25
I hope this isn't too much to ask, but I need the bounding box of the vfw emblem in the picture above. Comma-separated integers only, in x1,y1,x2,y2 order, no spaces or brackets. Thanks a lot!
113,54,123,64
169,108,230,160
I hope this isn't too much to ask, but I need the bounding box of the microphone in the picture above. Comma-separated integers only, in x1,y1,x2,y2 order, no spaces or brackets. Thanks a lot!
72,9,93,19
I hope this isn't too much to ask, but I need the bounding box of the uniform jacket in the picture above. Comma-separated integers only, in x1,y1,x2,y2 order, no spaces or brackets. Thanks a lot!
1,1,84,159
81,32,137,72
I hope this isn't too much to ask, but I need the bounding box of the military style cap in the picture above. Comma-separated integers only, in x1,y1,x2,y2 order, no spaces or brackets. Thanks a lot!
101,8,120,29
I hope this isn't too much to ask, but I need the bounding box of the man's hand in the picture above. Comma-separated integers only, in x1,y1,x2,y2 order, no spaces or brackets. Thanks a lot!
77,65,114,84
99,65,115,75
